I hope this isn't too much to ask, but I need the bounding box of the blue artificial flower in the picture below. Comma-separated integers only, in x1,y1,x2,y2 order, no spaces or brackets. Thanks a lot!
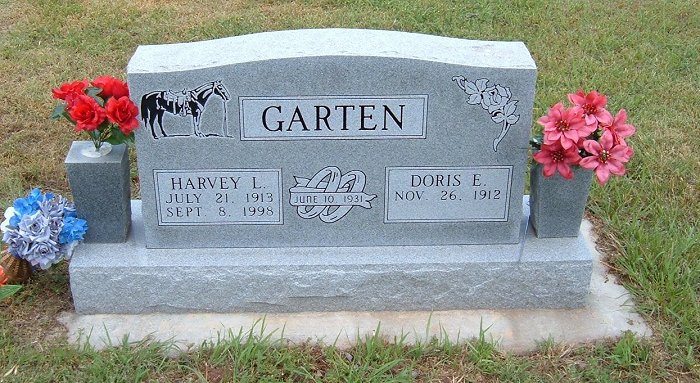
39,198,62,219
58,196,77,218
11,199,34,227
25,188,46,207
2,188,86,270
59,216,88,244
2,228,30,257
10,188,45,226
17,211,51,243
48,216,63,237
24,238,61,270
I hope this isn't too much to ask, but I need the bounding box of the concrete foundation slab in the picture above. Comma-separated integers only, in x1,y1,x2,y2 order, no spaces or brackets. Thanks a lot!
60,219,650,351
69,197,592,314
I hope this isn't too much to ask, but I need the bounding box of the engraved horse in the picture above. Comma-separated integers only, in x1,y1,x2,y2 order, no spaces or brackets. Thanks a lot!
140,80,230,139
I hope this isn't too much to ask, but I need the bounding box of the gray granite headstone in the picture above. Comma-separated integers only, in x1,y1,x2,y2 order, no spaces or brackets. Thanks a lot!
127,29,537,248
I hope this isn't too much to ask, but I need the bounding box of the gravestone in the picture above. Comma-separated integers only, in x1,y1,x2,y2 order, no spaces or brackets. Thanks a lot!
126,29,536,248
68,30,593,314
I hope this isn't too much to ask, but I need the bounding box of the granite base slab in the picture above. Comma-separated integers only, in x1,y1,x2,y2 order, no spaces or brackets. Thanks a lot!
69,197,593,314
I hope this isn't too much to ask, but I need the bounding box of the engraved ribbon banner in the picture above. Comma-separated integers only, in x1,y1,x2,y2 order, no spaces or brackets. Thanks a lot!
290,166,377,223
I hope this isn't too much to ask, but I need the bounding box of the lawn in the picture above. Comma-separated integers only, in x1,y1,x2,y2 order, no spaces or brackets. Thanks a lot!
1,0,699,381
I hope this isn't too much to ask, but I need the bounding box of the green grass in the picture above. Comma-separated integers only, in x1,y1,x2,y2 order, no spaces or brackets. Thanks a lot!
1,0,699,381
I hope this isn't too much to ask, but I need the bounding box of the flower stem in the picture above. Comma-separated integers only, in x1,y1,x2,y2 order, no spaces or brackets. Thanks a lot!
493,121,510,152
88,128,111,150
89,131,102,150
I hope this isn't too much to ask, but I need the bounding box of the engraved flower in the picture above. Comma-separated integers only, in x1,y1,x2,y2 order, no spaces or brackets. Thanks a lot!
533,142,582,180
579,130,630,185
463,78,490,105
454,76,520,152
491,100,519,125
484,85,512,111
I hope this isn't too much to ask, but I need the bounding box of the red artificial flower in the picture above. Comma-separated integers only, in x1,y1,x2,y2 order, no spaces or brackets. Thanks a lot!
533,142,582,180
52,80,89,106
69,95,107,132
0,265,7,286
538,102,595,150
579,130,630,185
568,90,608,126
92,76,130,99
598,109,636,146
106,96,139,134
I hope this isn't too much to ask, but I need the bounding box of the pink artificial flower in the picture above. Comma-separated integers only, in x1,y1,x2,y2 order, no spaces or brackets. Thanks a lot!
598,109,636,146
538,102,595,150
533,142,582,180
621,145,634,162
579,131,630,185
568,90,608,126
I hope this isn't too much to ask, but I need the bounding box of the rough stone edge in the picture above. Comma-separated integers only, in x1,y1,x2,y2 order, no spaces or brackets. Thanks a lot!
127,29,536,73
69,197,592,314
59,218,651,352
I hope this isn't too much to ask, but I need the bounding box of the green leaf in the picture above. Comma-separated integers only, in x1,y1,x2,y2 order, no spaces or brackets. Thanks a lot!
62,111,75,124
50,103,66,119
0,285,22,300
86,87,105,106
104,125,135,146
530,134,544,150
86,86,102,97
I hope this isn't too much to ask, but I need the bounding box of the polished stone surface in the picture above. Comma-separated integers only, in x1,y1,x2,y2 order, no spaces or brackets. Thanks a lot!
127,29,537,248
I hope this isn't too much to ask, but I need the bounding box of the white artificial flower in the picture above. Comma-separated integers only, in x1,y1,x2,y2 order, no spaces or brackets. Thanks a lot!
1,207,16,233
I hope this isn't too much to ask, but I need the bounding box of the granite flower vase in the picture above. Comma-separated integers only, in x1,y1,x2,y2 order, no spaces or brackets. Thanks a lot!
65,141,131,243
529,164,593,238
